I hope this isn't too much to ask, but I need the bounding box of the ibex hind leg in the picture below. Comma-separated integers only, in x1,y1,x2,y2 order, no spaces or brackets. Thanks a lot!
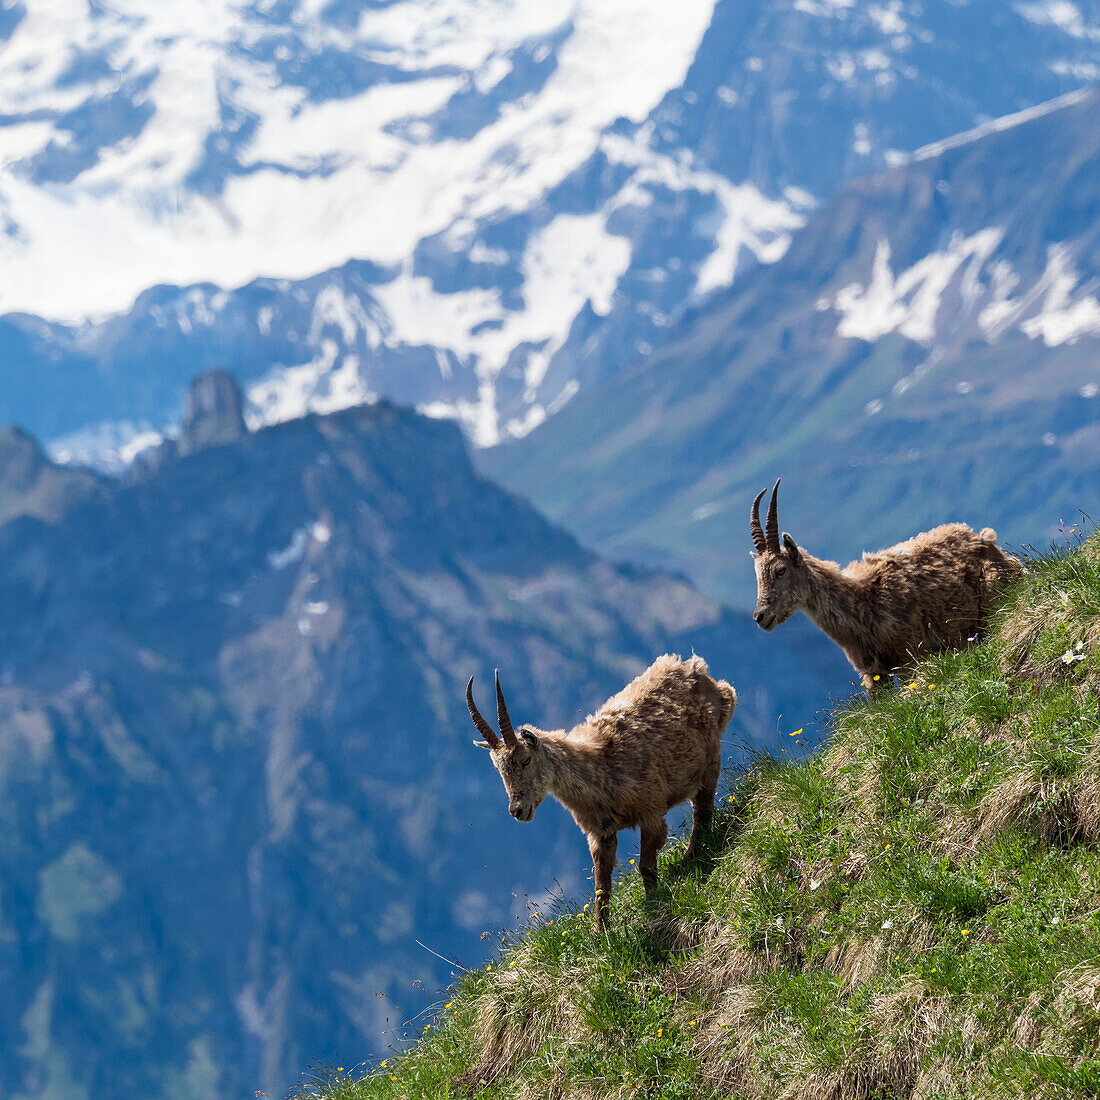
684,759,719,863
639,817,669,896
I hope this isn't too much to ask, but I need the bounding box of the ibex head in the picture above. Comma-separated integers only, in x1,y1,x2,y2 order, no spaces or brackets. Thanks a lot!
467,672,548,822
750,478,806,631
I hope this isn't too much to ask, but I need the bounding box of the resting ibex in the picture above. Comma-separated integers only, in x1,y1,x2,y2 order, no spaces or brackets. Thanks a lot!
467,655,736,926
750,479,1024,693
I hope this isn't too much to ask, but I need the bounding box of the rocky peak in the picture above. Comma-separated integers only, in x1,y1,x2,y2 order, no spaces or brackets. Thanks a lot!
0,423,101,526
0,424,48,489
178,369,247,455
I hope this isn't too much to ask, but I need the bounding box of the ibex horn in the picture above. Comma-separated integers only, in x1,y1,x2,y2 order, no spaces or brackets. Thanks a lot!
765,477,781,554
495,670,518,746
750,488,767,553
466,676,499,747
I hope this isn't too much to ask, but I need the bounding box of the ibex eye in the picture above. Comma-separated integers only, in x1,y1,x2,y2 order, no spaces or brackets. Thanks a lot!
775,565,787,576
522,756,532,767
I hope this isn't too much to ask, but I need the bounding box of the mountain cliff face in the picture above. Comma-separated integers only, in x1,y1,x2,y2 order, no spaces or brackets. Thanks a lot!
4,2,1100,460
486,87,1100,606
0,376,849,1099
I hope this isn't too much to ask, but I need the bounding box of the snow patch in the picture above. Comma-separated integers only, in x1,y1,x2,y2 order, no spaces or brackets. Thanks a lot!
374,212,632,444
269,528,309,570
602,130,804,297
1016,1,1094,38
1019,246,1100,346
50,420,164,474
834,229,1004,343
908,88,1093,164
247,344,376,429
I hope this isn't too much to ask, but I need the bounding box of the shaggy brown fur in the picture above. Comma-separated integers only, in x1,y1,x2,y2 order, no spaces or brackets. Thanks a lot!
750,480,1024,693
467,655,736,926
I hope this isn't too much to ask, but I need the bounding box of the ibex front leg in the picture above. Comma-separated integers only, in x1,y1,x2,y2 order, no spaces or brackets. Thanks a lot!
588,832,617,928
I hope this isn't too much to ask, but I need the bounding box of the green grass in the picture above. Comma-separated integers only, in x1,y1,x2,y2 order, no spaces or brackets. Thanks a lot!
297,533,1100,1100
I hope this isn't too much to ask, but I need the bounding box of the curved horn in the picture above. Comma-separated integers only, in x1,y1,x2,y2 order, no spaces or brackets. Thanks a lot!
466,676,499,746
495,670,518,746
750,488,767,553
765,477,781,554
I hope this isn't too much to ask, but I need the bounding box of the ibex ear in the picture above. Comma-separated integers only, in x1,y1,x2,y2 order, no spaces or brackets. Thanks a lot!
520,729,539,749
749,550,759,559
782,532,801,562
473,739,492,750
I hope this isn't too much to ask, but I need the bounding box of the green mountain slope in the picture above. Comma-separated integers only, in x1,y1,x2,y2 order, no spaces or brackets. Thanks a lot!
482,89,1100,609
301,531,1100,1098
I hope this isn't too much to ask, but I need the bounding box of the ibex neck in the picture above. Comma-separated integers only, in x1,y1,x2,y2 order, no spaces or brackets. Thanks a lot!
541,730,603,816
800,553,866,652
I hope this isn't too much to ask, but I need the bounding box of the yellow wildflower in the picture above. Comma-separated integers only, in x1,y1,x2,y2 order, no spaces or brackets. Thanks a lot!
790,728,803,737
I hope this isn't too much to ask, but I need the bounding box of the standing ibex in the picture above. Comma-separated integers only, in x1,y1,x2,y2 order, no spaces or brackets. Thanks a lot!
467,655,736,926
750,479,1024,693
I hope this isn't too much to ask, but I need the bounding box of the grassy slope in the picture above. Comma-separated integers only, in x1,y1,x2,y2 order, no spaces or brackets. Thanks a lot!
297,535,1100,1100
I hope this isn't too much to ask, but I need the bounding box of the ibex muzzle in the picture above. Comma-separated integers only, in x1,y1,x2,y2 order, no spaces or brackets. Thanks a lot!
750,478,803,631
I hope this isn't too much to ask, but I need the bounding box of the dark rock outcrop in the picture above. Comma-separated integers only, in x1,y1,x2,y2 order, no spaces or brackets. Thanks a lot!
178,368,247,454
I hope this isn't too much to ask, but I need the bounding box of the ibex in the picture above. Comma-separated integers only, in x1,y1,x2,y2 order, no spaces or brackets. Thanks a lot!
467,655,736,926
750,479,1024,693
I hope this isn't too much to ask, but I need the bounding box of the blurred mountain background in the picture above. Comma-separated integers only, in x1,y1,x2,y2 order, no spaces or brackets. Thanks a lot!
0,0,1098,1096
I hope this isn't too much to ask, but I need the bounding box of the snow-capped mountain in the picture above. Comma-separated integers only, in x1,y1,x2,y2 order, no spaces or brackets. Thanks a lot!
3,0,1100,460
